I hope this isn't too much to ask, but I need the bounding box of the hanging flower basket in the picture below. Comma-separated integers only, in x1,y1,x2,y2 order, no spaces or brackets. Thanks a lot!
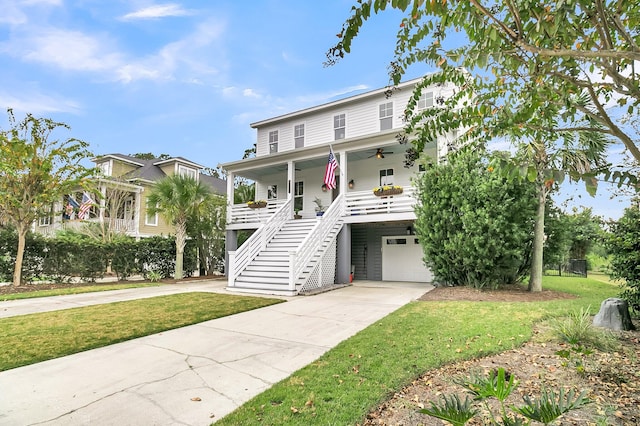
373,185,403,197
247,200,267,209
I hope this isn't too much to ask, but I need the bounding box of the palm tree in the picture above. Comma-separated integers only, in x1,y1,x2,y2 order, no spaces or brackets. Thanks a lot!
146,174,211,279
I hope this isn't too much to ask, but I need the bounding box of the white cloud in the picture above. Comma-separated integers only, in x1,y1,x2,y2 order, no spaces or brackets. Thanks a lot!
0,90,82,115
115,18,225,83
2,27,122,72
242,88,260,98
0,0,62,26
120,3,193,21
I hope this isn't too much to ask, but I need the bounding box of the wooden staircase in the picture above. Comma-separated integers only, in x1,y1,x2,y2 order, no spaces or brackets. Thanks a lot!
231,219,318,295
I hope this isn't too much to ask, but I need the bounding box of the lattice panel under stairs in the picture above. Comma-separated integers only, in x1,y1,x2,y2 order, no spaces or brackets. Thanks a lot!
299,239,337,294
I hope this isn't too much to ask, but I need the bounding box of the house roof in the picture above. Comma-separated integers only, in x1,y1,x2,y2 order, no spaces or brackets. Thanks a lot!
249,75,428,128
199,174,227,195
94,153,227,195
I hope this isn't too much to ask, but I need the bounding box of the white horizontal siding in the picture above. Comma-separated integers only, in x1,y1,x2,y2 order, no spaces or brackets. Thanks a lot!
254,81,456,156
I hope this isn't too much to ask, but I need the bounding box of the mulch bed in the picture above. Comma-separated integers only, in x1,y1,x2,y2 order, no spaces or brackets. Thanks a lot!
363,285,640,426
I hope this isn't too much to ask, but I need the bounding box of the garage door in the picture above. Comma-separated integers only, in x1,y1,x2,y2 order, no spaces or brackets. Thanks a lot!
381,236,433,282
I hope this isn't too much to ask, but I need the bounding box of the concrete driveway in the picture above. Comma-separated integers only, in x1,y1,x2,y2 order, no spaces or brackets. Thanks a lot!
0,280,430,425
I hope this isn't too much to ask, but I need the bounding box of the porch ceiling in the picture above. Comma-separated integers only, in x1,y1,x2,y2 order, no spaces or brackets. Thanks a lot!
222,128,440,181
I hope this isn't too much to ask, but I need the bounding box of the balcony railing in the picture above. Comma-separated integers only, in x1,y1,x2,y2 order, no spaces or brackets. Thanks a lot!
36,218,136,236
227,187,416,225
344,187,416,217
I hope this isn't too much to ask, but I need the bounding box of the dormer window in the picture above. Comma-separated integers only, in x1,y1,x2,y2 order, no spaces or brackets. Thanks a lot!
269,130,279,154
178,165,197,180
334,114,345,140
417,92,433,110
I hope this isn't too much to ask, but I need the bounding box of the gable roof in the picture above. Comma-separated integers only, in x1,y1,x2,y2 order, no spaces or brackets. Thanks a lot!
94,153,227,195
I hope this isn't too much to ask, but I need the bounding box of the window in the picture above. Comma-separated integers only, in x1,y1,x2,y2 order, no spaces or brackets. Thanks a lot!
379,102,393,130
38,215,52,226
417,92,433,110
145,200,158,226
98,161,111,176
334,114,345,140
294,181,304,211
267,185,278,200
269,130,279,154
294,124,305,148
178,165,197,180
379,168,394,186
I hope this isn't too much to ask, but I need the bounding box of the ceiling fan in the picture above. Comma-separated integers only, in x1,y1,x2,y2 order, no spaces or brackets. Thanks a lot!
368,148,393,159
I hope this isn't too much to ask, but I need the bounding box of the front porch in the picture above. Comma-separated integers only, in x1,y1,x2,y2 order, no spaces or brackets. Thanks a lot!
227,186,416,229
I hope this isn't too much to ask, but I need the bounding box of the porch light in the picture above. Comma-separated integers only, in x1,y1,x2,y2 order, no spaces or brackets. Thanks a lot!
348,179,355,189
321,184,328,192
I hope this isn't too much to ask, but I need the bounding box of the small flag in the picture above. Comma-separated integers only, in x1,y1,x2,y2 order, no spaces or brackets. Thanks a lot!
65,195,80,220
323,149,339,190
78,192,94,220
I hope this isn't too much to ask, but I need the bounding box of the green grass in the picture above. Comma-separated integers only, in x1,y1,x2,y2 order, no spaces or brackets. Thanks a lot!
0,292,283,371
217,276,621,425
0,282,162,301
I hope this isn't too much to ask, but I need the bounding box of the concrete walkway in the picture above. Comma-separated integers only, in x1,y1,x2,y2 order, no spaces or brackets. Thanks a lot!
0,280,431,425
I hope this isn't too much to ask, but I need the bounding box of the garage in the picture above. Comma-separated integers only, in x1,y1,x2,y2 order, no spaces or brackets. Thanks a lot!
381,236,433,282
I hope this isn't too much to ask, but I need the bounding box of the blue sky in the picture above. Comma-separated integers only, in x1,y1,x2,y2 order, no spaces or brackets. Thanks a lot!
0,0,631,220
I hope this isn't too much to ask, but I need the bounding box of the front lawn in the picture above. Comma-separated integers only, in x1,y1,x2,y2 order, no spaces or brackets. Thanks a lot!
0,292,283,371
217,277,622,425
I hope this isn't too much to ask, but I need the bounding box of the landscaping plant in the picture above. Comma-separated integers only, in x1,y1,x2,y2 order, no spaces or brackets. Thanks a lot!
420,367,590,425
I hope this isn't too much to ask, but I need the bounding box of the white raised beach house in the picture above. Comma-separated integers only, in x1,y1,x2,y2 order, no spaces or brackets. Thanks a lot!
221,77,459,296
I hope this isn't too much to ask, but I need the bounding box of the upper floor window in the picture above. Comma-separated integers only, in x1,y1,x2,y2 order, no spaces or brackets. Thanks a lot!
98,161,110,176
417,91,433,110
178,165,197,180
269,130,279,154
379,102,393,130
334,114,345,140
294,124,305,148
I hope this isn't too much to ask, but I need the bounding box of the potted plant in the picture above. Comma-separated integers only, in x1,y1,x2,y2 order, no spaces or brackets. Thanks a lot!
247,200,267,209
294,208,302,219
373,185,403,197
314,197,325,217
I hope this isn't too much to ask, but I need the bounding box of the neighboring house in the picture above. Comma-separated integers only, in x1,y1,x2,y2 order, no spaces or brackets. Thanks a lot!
221,76,461,296
35,154,226,238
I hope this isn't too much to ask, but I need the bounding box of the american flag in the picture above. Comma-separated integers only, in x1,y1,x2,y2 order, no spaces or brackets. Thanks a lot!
66,195,80,219
78,192,94,220
323,149,338,190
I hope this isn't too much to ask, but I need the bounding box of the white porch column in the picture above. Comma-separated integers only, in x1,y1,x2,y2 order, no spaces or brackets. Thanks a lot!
99,184,107,224
226,172,235,224
338,150,347,197
287,160,294,215
134,189,141,239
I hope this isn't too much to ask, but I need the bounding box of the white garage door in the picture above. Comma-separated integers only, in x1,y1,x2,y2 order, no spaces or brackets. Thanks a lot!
381,236,433,282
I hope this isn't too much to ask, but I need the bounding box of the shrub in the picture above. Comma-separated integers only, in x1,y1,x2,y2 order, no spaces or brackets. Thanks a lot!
606,205,640,314
414,148,536,289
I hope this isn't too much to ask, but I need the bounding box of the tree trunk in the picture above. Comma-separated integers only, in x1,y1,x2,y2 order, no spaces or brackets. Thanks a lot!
528,183,547,292
174,221,187,280
12,225,27,287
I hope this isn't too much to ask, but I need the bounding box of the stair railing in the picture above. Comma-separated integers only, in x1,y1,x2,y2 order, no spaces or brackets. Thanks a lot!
228,198,292,288
289,193,344,291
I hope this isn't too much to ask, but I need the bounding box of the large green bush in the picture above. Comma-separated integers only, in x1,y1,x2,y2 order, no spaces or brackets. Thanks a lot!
607,205,640,313
0,228,196,283
414,148,536,289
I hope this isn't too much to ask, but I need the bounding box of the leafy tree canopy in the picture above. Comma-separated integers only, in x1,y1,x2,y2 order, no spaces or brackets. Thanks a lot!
0,109,95,285
129,152,171,160
327,0,639,185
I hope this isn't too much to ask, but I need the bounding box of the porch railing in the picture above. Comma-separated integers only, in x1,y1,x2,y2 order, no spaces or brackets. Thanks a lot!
289,193,344,291
344,187,416,216
229,199,287,225
228,198,292,288
36,218,136,236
